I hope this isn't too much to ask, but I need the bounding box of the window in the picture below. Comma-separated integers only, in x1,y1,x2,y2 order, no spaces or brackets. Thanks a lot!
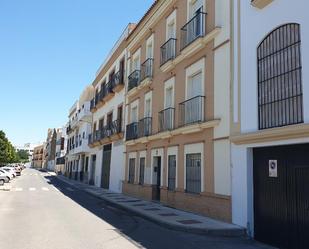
144,92,152,118
139,157,145,185
165,87,173,108
257,23,303,129
186,153,201,193
131,106,138,123
146,36,154,59
128,158,135,184
188,0,204,19
187,72,202,99
168,155,176,191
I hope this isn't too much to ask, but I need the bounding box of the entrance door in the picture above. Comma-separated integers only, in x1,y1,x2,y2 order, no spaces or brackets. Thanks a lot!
101,144,112,189
253,144,309,249
89,155,96,185
153,156,161,201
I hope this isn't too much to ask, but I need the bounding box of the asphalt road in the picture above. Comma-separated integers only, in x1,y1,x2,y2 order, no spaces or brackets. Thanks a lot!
0,168,273,249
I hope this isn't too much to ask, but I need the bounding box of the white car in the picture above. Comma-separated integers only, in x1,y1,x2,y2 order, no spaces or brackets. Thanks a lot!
0,169,13,180
0,171,10,183
2,167,16,177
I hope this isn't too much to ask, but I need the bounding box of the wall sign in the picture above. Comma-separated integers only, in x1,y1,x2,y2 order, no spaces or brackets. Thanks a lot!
269,160,278,177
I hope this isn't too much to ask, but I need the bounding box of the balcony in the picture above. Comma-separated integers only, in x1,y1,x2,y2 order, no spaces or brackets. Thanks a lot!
102,81,114,102
161,11,221,73
179,95,205,127
126,122,138,141
90,98,96,112
158,107,175,132
110,119,122,135
88,119,123,147
128,70,141,92
140,58,153,82
77,101,91,123
180,11,206,50
138,117,152,138
111,71,124,92
66,125,72,134
160,38,177,65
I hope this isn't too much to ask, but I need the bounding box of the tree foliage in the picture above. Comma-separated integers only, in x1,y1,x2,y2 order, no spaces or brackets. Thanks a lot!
0,130,19,165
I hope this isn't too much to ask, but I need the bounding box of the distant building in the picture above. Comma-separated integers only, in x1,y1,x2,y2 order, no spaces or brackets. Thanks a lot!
15,142,41,162
32,145,44,168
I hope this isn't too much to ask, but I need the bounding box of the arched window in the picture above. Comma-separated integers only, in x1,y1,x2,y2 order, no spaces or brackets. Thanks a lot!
257,23,303,129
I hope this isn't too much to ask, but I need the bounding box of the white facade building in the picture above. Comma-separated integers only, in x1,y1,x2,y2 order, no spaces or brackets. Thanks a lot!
65,87,93,182
231,1,309,248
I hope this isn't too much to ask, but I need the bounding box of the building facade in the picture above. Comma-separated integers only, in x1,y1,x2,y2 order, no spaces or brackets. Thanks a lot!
65,87,93,182
87,25,134,192
55,127,66,173
123,0,232,222
231,0,309,248
32,144,44,168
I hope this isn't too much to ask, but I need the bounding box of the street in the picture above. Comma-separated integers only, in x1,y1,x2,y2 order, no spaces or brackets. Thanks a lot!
0,168,272,249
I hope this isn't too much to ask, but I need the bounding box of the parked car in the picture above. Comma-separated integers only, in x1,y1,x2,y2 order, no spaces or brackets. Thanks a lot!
6,165,21,176
0,169,13,180
0,175,7,185
1,167,16,177
0,171,10,183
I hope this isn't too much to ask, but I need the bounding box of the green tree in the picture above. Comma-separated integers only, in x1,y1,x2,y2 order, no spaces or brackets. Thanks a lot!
0,130,19,164
16,149,29,161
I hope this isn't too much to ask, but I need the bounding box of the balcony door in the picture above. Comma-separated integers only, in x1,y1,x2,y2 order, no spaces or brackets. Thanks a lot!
187,72,202,99
167,21,176,40
188,0,203,19
131,106,138,123
186,72,203,124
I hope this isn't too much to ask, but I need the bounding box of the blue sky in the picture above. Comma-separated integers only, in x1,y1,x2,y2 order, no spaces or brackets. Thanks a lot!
0,0,153,146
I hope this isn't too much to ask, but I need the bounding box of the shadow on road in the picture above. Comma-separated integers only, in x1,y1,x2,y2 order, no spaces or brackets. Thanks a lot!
39,172,272,249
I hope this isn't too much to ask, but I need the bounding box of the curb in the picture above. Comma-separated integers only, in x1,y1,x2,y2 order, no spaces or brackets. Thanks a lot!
55,175,245,237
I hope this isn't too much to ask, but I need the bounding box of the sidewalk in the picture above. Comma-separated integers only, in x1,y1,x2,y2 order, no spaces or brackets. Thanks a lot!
56,175,245,237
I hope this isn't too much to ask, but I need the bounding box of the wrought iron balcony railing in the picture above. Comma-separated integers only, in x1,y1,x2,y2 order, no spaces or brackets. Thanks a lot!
160,38,177,65
158,107,175,132
180,11,206,50
126,122,138,141
179,95,205,127
111,71,124,89
138,117,152,138
128,70,141,92
141,58,153,81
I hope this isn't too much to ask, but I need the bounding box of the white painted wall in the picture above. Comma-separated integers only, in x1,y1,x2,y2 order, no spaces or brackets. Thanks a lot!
237,0,309,133
213,0,231,197
232,0,309,232
109,141,125,193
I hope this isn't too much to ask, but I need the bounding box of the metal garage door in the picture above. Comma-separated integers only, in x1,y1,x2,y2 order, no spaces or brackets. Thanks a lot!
253,144,309,249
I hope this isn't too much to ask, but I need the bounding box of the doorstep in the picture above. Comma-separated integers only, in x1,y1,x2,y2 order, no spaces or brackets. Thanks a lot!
56,175,245,237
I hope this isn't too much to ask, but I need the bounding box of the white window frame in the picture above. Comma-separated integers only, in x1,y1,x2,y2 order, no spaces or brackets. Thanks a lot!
138,150,146,184
185,58,205,100
130,99,139,123
166,146,178,189
132,48,141,71
164,77,175,108
184,143,204,192
144,91,152,118
128,152,137,183
146,34,154,59
187,0,205,20
166,9,177,40
150,148,164,186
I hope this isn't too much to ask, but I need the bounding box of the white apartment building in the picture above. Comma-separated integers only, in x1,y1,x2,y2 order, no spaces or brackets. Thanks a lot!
87,24,135,192
65,86,93,183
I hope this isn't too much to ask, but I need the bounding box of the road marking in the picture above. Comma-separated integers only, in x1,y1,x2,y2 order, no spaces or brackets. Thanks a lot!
34,173,38,176
66,187,74,191
42,187,49,191
15,187,23,191
29,187,36,191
